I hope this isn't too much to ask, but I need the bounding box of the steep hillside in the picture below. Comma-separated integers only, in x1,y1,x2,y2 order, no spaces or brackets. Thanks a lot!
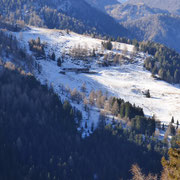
106,3,169,22
85,0,119,12
125,0,180,15
123,14,180,53
103,3,180,53
0,0,127,37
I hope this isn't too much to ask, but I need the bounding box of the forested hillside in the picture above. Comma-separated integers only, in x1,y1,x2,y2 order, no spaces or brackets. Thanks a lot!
125,0,180,14
0,66,166,180
0,66,79,180
123,14,180,53
85,0,119,12
104,2,180,53
134,41,180,84
106,3,169,22
0,0,127,37
0,28,35,71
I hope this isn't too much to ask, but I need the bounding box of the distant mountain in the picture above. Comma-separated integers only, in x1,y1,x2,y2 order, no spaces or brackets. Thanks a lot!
0,0,127,37
85,0,119,11
125,0,180,15
106,3,169,22
103,2,180,52
123,14,180,52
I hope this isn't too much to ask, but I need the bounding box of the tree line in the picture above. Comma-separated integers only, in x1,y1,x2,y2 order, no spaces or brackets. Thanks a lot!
0,29,34,71
136,41,180,84
0,0,127,37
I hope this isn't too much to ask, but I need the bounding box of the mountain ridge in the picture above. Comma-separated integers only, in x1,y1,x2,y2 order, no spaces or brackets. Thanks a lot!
123,14,180,53
85,0,120,11
106,3,169,22
125,0,180,15
0,0,128,37
102,2,180,52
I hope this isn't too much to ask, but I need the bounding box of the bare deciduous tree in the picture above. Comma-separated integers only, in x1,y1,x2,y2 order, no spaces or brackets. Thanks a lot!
83,97,89,111
131,164,157,180
89,90,95,105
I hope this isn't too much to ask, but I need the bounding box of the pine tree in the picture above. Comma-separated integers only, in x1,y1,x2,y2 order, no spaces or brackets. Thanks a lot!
98,111,106,129
125,103,130,118
51,52,56,61
92,49,96,57
111,100,119,116
170,124,176,136
145,90,151,98
91,122,94,132
85,121,88,129
57,57,62,67
120,103,125,118
102,40,113,50
162,123,165,131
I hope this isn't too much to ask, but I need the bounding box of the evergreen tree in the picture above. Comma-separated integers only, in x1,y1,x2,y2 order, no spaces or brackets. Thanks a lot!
98,111,106,129
170,124,176,136
146,90,151,98
125,103,130,118
102,40,113,50
162,123,165,131
111,100,119,116
120,103,125,118
51,52,56,61
57,57,62,67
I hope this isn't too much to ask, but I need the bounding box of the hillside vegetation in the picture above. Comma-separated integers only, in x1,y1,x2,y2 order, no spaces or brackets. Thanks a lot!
104,2,180,53
135,41,180,84
124,14,180,53
0,66,165,180
0,0,127,37
85,0,119,12
106,3,169,22
125,0,180,14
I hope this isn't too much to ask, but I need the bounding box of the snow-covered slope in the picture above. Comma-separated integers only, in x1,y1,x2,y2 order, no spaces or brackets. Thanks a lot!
15,27,180,125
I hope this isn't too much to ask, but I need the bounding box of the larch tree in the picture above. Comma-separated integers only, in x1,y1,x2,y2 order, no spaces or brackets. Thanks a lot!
161,141,180,180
